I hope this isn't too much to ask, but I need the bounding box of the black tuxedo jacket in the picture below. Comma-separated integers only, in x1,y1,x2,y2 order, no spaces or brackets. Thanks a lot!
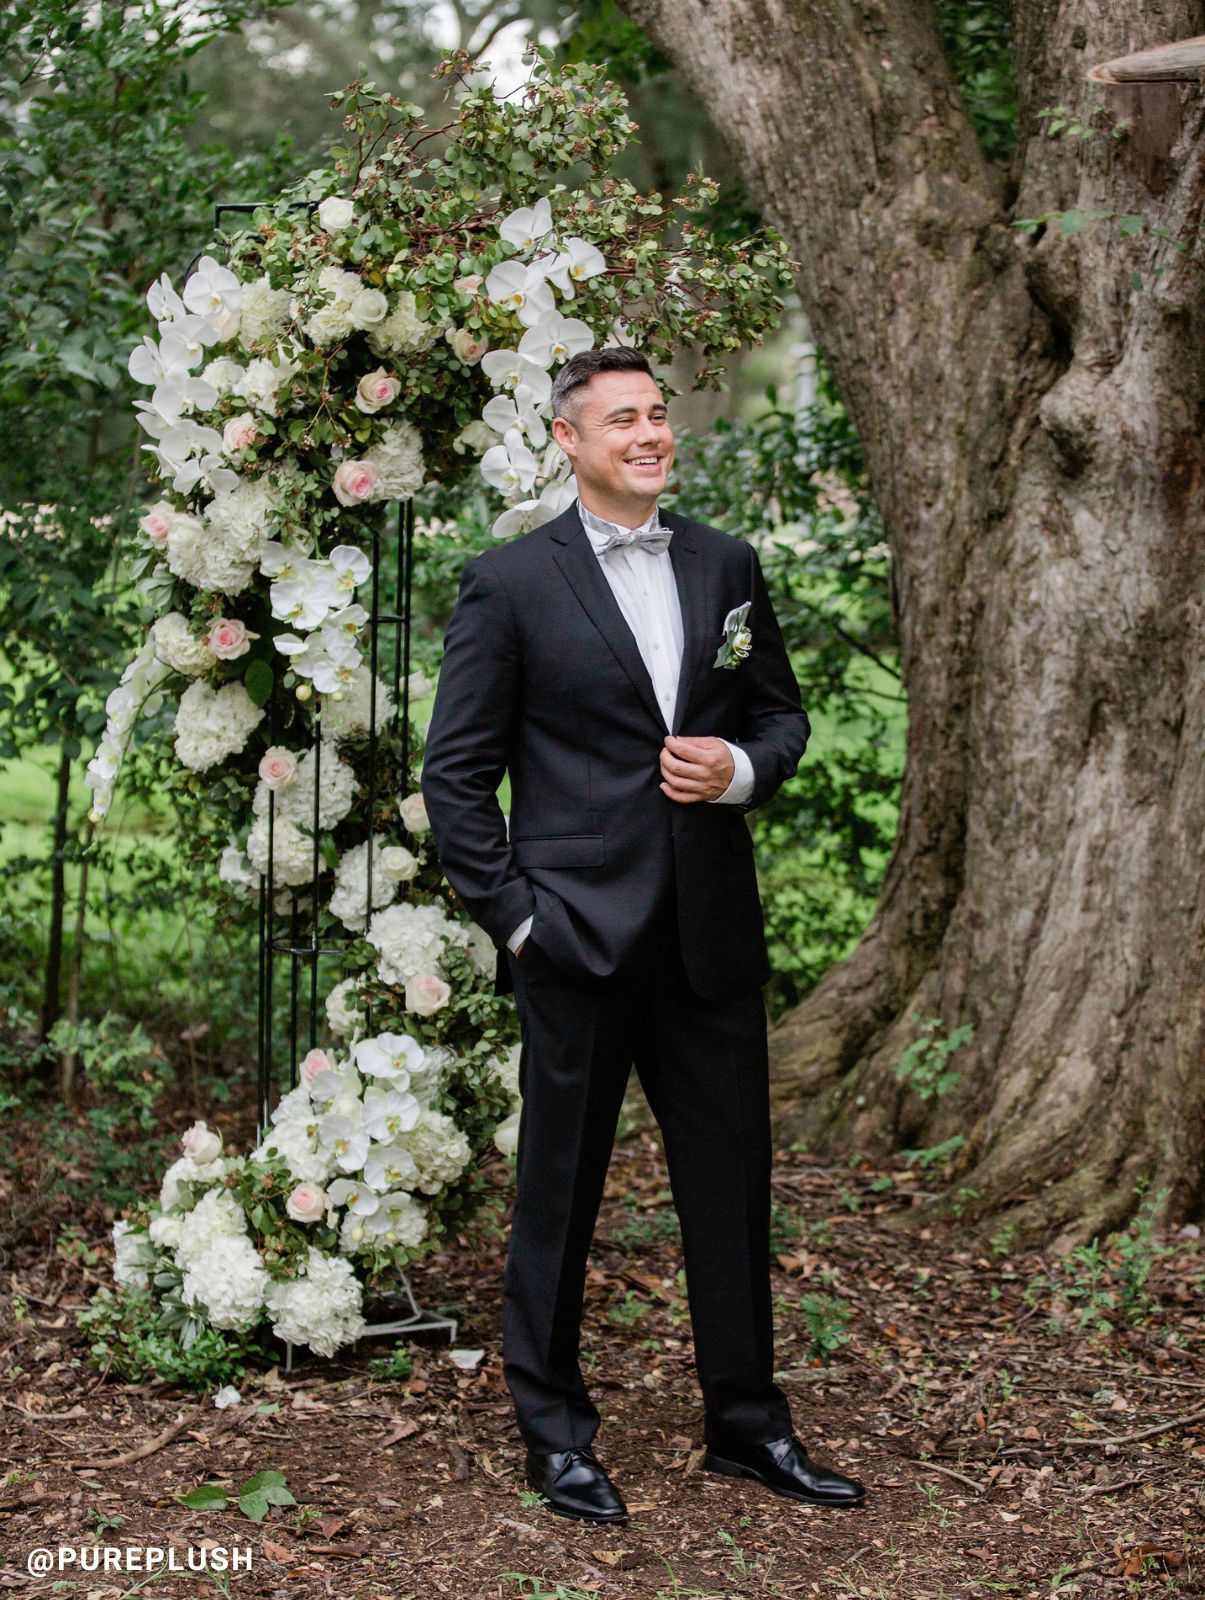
419,503,810,1002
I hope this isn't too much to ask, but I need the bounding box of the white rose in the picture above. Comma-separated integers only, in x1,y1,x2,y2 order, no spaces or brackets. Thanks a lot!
299,1047,336,1089
355,368,401,414
181,1121,222,1164
406,972,451,1016
285,1183,328,1223
318,196,355,231
222,413,258,455
350,288,389,328
493,1109,522,1157
453,274,483,296
397,791,429,833
380,845,418,881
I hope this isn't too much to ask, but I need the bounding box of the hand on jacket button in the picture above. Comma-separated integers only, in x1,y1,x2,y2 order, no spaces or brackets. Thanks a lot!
659,735,735,803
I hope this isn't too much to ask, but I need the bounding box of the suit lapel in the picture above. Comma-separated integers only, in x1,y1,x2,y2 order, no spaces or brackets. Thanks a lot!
546,504,715,736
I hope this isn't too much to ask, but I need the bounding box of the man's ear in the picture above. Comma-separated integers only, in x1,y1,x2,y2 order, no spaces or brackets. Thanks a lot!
551,415,577,456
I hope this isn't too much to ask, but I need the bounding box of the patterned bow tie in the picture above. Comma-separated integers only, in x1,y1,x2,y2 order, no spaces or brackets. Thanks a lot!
592,520,673,556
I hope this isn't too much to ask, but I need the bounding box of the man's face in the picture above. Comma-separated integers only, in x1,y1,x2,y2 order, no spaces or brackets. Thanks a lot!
552,370,675,511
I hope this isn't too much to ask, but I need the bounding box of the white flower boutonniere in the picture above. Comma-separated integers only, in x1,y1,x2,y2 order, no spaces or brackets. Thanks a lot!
713,601,753,669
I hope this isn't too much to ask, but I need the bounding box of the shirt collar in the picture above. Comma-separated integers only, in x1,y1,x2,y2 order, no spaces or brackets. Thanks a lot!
576,496,664,553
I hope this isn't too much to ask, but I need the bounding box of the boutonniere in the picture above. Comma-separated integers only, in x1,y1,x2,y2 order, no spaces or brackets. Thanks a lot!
713,601,753,669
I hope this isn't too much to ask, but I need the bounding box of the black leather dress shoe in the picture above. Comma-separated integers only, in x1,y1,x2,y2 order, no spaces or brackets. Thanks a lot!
702,1433,867,1508
525,1446,629,1523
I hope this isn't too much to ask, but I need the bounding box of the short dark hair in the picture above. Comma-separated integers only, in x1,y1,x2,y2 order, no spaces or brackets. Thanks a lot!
551,347,657,428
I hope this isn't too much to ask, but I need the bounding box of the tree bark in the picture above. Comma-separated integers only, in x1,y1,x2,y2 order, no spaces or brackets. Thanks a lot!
619,0,1205,1243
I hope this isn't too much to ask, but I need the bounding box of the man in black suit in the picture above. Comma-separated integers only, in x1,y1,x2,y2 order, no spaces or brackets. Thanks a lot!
420,348,865,1523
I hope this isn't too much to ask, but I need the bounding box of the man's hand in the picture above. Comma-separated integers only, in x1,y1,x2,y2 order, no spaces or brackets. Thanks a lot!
659,735,735,803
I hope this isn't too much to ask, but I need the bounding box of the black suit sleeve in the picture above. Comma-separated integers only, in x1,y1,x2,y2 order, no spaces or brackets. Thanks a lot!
419,555,536,948
733,539,811,814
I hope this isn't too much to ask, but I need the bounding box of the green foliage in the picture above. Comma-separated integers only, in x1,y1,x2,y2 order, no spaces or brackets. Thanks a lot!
901,1134,967,1171
1026,1182,1176,1335
177,1468,296,1521
75,1284,270,1390
368,1342,415,1382
894,1016,975,1103
796,1291,852,1362
933,0,1016,163
46,1011,168,1131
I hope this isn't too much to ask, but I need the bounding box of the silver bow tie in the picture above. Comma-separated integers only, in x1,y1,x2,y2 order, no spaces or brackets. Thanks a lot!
594,522,672,556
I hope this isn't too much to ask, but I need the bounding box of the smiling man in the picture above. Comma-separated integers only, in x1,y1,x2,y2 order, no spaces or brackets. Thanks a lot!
420,347,866,1524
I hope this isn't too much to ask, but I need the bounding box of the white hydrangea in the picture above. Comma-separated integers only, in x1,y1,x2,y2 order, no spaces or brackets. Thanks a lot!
366,291,440,356
253,1112,337,1186
149,1211,184,1251
252,742,357,830
366,901,465,989
265,1247,365,1357
397,1107,471,1195
174,1186,249,1271
201,356,246,397
153,612,211,677
463,922,498,977
218,838,257,893
366,1190,429,1249
327,835,401,932
321,666,395,740
232,354,298,416
301,267,363,347
180,1234,269,1332
173,679,264,772
405,1042,452,1108
246,812,323,889
325,976,367,1040
238,276,292,349
364,421,425,501
160,1153,228,1210
112,1219,154,1290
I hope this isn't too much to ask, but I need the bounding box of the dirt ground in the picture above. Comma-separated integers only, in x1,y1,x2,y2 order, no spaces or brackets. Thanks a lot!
1,1096,1203,1600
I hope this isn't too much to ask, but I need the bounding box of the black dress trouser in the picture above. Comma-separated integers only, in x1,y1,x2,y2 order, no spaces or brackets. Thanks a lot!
500,873,795,1454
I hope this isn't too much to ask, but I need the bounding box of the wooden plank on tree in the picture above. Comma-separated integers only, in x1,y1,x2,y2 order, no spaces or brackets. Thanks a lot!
1088,36,1205,84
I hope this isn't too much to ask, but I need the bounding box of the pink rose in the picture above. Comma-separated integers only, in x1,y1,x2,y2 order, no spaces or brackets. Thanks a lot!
258,747,298,789
222,412,258,455
139,503,173,549
286,1183,327,1223
448,328,489,365
453,275,483,296
406,972,451,1016
354,368,401,415
299,1047,335,1089
333,458,378,506
206,617,258,660
181,1120,222,1164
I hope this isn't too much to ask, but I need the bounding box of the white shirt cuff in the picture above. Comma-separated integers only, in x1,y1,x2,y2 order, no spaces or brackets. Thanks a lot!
711,740,755,805
507,914,534,953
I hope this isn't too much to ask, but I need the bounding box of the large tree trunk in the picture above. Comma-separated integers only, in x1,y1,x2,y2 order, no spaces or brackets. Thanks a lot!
620,0,1205,1243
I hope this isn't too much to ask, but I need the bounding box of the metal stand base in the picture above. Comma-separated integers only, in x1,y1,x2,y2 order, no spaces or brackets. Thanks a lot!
280,1272,459,1372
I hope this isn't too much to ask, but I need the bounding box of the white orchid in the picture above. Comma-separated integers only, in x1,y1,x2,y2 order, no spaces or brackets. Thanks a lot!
480,349,553,402
318,1112,370,1172
518,312,594,369
270,559,343,629
484,260,556,328
329,544,372,594
364,1144,419,1188
482,386,547,450
353,1032,425,1085
363,1084,422,1142
542,237,607,298
498,197,554,251
326,1176,380,1215
480,439,539,496
183,256,244,321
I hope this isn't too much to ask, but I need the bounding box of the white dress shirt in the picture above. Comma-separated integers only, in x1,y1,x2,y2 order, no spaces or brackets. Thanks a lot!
506,497,754,953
